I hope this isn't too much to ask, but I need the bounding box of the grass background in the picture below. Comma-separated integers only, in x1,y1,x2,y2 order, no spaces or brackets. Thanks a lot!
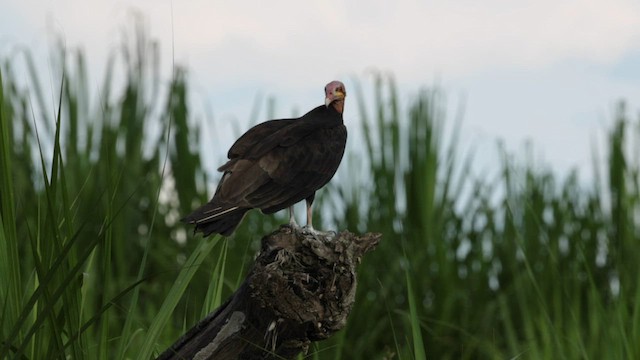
1,27,639,359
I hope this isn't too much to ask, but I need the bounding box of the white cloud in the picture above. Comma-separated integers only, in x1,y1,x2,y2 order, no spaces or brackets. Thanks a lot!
166,0,640,86
3,0,640,88
2,0,640,178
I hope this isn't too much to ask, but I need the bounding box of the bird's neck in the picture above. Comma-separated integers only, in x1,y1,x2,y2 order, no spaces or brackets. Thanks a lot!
331,100,345,114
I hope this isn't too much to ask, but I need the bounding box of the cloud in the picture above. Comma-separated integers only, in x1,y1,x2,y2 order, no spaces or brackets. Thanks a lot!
2,0,640,178
166,0,640,86
3,0,640,89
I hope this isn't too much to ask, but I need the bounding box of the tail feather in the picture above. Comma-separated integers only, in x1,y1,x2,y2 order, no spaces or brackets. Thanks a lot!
182,203,250,236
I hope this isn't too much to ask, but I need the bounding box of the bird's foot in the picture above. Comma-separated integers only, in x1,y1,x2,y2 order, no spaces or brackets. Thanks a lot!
282,222,301,232
281,215,301,229
301,225,336,240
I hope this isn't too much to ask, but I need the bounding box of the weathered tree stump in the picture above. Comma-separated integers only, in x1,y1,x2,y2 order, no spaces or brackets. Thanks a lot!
157,225,381,360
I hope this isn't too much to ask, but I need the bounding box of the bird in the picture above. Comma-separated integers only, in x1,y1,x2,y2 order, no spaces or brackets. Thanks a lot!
182,80,347,237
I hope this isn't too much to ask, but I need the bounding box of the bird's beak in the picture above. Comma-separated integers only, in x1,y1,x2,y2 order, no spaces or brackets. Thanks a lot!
325,90,346,107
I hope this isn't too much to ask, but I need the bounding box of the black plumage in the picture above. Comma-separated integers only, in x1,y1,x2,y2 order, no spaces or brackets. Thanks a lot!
182,81,347,236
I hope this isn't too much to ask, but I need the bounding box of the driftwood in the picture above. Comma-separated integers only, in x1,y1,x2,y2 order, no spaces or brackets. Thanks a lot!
157,225,381,360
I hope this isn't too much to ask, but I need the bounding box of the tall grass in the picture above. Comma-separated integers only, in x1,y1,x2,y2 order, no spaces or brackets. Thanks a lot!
331,75,640,359
1,30,639,359
0,31,233,359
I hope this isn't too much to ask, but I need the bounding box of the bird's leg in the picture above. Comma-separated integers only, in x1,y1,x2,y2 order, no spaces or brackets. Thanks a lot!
302,196,337,239
288,206,299,228
305,198,314,232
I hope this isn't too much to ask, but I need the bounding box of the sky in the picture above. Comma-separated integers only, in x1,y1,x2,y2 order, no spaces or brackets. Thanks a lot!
2,0,640,185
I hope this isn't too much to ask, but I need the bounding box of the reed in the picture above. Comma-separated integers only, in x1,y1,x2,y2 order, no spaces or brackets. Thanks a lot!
1,31,639,359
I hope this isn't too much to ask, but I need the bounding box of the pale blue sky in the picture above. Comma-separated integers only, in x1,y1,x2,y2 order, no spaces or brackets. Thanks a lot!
2,0,640,184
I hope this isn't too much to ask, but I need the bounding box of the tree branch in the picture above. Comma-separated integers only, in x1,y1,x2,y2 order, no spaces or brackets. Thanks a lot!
157,226,381,360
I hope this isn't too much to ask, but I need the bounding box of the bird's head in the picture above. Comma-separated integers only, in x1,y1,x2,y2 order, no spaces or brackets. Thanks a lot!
324,80,346,114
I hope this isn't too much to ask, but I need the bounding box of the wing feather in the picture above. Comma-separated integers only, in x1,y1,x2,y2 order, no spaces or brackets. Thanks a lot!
227,119,296,159
184,104,347,233
241,124,347,212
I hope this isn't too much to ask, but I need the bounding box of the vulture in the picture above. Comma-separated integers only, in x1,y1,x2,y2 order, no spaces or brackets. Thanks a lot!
182,80,347,236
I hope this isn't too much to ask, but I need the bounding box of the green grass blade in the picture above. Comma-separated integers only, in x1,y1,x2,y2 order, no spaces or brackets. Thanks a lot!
405,261,426,360
137,234,221,359
0,68,24,348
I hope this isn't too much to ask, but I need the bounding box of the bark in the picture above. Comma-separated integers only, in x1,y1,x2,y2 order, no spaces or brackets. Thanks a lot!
157,226,381,360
